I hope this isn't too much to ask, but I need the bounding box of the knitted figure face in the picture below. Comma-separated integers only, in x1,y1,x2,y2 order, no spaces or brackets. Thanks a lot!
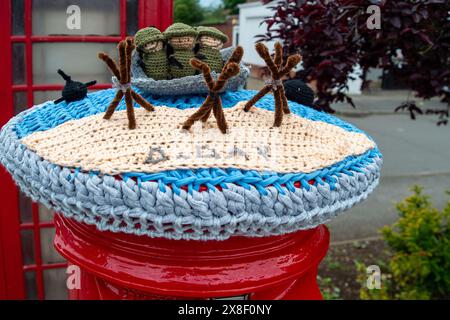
169,36,196,50
143,40,164,53
199,35,224,50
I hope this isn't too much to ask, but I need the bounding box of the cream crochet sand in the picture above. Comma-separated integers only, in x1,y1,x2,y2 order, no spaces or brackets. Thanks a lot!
21,101,375,175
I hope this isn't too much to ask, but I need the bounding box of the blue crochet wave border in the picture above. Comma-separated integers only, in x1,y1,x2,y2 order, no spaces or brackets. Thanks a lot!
120,149,380,196
0,89,383,240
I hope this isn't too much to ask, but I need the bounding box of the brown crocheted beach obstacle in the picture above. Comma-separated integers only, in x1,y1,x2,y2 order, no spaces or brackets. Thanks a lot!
98,38,154,129
244,42,301,127
182,46,244,134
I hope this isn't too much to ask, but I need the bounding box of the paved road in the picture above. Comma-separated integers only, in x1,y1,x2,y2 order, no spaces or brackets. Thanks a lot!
332,89,446,114
328,93,450,241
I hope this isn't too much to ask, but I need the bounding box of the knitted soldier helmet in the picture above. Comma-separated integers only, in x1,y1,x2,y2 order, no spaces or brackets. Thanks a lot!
134,27,164,49
283,79,315,107
196,26,228,44
164,23,198,39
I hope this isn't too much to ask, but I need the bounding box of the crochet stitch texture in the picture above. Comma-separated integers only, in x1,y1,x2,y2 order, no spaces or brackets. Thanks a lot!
168,48,197,78
141,50,168,80
164,23,198,78
134,27,168,80
164,22,199,38
196,26,228,73
1,90,382,240
134,27,165,48
196,26,229,43
115,47,250,96
21,103,375,175
197,46,224,73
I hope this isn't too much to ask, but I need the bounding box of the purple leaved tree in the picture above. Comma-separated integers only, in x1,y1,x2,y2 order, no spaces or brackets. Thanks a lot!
258,0,449,125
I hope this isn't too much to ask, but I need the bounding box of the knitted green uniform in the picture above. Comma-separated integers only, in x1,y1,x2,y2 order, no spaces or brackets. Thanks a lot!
196,26,228,73
198,46,223,73
164,23,198,78
141,50,168,80
134,27,168,80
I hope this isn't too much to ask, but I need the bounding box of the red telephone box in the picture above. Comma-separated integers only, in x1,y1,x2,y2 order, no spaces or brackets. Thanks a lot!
0,0,173,300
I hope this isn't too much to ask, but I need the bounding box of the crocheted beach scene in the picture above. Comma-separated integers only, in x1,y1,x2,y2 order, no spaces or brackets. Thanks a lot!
0,24,382,240
20,101,375,175
0,90,382,240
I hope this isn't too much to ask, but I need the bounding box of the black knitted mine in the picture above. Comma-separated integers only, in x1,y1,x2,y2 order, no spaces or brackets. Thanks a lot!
55,69,96,104
61,81,88,102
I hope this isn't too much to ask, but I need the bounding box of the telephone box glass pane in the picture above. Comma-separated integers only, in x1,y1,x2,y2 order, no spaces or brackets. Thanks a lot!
20,230,35,265
18,191,33,223
38,204,54,222
24,271,38,300
33,43,117,84
41,228,65,264
32,0,121,36
43,269,68,300
33,91,62,105
12,0,25,35
12,43,26,85
126,0,139,36
14,92,28,115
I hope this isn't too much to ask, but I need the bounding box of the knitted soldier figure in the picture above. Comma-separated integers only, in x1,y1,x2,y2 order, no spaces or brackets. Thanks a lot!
134,27,168,80
164,23,198,78
196,26,228,73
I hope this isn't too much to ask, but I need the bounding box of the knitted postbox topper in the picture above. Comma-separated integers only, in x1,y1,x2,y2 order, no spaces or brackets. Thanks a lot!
0,38,382,241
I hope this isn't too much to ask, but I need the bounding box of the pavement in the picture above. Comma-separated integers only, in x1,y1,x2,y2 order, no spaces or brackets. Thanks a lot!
247,80,450,242
328,108,450,242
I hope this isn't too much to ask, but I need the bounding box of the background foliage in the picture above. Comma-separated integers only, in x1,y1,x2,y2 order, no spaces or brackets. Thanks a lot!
259,0,449,124
358,186,450,299
174,0,205,25
223,0,247,15
174,0,235,26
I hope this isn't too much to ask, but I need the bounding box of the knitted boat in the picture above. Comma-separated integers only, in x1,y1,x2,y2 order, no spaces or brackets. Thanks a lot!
113,47,250,96
0,89,382,240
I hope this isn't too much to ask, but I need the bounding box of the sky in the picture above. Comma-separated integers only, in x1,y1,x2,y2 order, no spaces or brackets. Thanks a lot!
200,0,223,7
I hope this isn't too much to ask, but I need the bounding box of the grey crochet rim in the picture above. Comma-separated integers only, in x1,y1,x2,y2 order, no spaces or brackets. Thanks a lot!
0,105,382,241
112,47,250,96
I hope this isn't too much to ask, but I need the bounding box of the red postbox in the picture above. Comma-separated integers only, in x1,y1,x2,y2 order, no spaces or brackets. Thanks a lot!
53,214,329,300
